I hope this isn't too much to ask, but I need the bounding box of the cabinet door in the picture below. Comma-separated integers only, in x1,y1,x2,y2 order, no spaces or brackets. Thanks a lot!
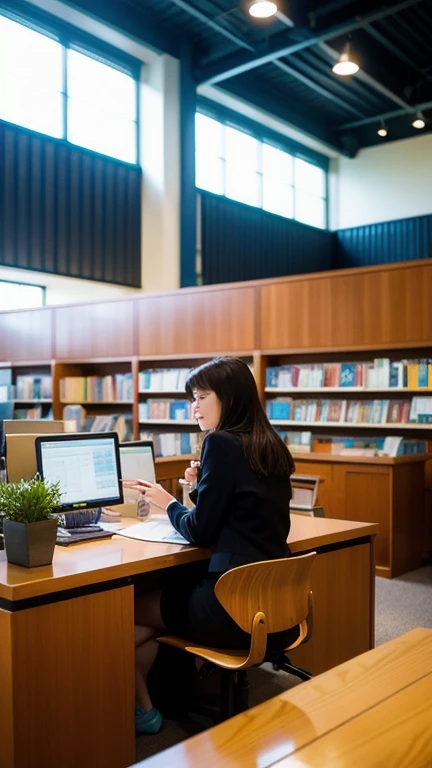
334,464,391,571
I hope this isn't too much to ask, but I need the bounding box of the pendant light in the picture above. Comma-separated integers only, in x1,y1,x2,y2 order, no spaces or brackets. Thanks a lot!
248,0,278,18
412,112,426,129
377,122,388,137
332,42,359,76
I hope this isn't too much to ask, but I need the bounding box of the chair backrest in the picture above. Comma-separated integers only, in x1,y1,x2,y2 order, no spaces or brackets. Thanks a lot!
214,552,316,635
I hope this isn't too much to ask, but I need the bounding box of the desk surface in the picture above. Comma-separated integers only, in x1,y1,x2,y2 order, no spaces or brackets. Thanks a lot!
0,516,378,602
133,627,432,768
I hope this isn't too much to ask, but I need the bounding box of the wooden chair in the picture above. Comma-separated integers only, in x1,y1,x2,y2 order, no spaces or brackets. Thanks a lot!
157,551,316,720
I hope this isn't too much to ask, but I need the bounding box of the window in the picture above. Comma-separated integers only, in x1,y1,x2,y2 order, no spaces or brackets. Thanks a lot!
67,49,137,164
0,280,45,310
0,11,138,164
0,16,63,138
195,112,327,229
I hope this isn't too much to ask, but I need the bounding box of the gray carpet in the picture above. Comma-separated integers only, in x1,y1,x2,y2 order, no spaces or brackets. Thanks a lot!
135,564,432,763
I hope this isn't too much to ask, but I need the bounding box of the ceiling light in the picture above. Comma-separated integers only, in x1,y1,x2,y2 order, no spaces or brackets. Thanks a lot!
412,112,425,129
332,42,359,76
377,122,388,137
248,0,278,18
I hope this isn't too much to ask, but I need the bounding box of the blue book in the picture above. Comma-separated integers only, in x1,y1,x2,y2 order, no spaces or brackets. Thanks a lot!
266,367,279,388
271,400,290,419
418,361,428,387
180,432,191,454
169,401,189,420
340,363,356,387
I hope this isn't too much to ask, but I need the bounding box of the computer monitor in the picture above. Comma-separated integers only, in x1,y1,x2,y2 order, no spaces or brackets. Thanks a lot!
119,440,156,485
35,432,123,512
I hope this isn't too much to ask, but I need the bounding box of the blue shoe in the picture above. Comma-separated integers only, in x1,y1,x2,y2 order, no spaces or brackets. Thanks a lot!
135,705,163,735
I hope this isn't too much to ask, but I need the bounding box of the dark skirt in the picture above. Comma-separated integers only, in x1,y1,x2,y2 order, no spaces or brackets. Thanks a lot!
160,573,299,652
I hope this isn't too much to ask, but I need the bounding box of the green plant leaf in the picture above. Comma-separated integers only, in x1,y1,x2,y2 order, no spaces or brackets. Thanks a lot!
0,473,62,523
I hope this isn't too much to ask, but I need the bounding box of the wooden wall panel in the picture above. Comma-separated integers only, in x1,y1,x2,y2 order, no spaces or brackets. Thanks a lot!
138,286,256,357
260,262,432,351
54,301,135,359
0,308,52,361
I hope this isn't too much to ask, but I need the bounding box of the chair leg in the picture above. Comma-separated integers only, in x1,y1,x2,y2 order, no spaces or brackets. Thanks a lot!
233,670,249,714
271,653,312,682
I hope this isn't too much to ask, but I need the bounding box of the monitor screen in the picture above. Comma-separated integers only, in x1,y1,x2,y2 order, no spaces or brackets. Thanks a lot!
35,432,123,511
119,441,156,484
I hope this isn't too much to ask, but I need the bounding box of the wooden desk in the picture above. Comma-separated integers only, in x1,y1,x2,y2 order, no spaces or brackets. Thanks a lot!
132,627,432,768
291,452,428,579
0,516,377,768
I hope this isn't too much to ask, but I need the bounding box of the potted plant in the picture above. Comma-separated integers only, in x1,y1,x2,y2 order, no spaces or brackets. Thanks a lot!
0,475,61,567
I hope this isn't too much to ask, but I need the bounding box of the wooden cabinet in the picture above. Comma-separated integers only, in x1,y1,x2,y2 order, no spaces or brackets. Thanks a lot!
292,453,427,578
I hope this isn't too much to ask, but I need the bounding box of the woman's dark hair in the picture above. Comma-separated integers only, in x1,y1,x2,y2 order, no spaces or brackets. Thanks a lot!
185,357,295,479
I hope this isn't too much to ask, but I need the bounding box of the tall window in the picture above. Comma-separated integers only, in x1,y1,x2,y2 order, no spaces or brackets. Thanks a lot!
0,280,45,310
0,12,138,164
195,113,327,230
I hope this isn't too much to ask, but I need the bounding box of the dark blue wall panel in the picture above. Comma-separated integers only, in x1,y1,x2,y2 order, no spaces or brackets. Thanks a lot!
201,192,335,285
0,121,142,287
336,214,432,269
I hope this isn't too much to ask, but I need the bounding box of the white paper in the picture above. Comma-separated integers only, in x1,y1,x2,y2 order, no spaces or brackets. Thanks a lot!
115,521,190,545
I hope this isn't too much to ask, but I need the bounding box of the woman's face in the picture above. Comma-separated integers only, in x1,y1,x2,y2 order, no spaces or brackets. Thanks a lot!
191,388,222,431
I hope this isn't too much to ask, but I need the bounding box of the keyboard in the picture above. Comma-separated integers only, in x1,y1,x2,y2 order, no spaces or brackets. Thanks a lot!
56,530,114,547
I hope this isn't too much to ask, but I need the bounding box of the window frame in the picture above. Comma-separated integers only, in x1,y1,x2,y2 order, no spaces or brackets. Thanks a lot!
0,2,141,166
196,101,329,230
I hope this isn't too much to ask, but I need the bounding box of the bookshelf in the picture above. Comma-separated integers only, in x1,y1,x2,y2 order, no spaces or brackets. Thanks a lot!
52,359,136,441
0,259,431,576
0,362,53,421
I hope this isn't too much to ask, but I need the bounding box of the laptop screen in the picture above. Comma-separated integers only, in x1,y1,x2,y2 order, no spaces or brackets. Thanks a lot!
119,441,156,485
35,432,123,511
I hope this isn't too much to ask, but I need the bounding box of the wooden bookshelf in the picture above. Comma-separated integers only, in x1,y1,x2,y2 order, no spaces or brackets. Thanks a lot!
0,259,431,576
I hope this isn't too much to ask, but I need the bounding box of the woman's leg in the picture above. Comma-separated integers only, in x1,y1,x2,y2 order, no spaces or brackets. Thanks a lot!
135,590,166,711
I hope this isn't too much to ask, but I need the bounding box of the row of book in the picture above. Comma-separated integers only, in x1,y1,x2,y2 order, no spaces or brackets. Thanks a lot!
266,359,432,390
138,399,194,422
266,397,432,424
140,431,201,458
276,430,432,457
61,405,133,441
0,374,52,401
139,369,191,392
60,375,133,403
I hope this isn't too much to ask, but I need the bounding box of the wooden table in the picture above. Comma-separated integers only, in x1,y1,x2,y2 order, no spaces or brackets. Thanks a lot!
131,627,432,768
0,516,377,768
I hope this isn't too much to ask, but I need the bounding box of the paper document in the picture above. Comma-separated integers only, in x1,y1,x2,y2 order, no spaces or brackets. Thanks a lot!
116,521,190,545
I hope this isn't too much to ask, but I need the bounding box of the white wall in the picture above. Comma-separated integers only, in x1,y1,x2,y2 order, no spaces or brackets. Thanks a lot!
0,265,137,306
330,133,432,230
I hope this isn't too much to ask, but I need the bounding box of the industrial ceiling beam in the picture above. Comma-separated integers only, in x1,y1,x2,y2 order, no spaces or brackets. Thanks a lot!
338,97,432,128
318,41,411,109
273,59,366,117
195,0,423,84
169,0,255,52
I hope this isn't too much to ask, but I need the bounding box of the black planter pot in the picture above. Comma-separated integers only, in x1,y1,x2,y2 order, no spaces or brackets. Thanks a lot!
3,518,57,567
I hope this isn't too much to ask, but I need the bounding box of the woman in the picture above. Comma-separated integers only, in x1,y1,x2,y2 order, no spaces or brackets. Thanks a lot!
126,356,295,734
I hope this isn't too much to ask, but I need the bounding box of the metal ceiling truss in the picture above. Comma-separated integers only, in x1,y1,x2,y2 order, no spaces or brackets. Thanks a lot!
189,0,428,138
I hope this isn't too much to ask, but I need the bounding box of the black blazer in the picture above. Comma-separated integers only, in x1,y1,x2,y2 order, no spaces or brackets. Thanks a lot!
167,431,292,573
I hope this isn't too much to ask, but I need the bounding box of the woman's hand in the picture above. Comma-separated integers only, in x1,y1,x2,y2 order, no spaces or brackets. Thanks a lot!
179,460,200,488
122,479,175,510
